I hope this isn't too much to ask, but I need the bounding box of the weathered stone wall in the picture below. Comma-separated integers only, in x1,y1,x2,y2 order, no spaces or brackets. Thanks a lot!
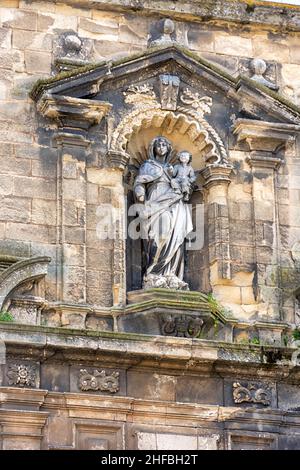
1,1,300,314
2,0,300,451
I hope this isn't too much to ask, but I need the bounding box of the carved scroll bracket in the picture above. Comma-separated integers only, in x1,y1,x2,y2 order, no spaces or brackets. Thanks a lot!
37,93,112,133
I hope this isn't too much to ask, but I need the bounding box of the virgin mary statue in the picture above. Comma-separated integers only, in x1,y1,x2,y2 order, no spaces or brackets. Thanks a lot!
133,136,193,290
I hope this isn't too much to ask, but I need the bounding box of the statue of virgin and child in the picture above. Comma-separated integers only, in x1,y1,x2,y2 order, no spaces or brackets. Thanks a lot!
133,136,196,290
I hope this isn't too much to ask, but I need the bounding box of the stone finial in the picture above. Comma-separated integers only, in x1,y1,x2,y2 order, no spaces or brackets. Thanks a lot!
63,32,82,56
149,18,176,47
54,31,92,72
250,58,279,91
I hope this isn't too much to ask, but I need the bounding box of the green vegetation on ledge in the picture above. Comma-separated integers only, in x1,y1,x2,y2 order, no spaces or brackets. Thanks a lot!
0,310,14,322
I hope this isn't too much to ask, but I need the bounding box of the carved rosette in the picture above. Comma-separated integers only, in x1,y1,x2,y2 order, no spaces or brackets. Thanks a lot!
79,369,120,393
7,364,37,388
232,382,271,406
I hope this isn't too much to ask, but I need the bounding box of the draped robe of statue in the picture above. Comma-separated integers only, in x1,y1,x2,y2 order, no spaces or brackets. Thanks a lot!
133,137,193,290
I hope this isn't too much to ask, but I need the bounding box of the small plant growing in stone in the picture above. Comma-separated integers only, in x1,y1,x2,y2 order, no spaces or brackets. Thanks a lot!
206,292,220,313
0,310,14,322
249,336,260,345
292,329,300,341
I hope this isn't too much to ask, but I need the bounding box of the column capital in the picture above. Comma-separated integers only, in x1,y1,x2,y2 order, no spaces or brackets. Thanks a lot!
107,150,130,171
201,164,233,189
246,151,283,170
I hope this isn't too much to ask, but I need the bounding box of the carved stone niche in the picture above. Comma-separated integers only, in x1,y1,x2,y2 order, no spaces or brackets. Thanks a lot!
31,45,300,312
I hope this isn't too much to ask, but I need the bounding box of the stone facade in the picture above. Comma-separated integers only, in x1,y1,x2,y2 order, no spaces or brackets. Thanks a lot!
1,0,300,450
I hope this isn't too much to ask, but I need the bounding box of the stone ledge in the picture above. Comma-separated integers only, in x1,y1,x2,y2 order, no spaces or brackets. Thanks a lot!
0,322,295,366
31,0,300,31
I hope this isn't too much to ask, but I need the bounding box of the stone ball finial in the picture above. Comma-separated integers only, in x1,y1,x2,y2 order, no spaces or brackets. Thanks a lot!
163,18,175,35
64,33,82,53
251,58,267,76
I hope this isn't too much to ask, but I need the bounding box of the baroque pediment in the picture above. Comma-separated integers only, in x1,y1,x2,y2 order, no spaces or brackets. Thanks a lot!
31,44,300,127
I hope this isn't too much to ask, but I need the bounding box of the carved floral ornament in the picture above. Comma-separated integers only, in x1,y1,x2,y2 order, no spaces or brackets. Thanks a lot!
232,382,271,406
7,364,37,388
79,369,120,393
113,80,229,168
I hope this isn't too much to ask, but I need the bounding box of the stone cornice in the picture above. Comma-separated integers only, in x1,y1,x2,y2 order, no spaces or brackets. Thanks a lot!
37,93,112,130
0,322,295,368
31,45,300,126
39,1,300,31
232,119,299,160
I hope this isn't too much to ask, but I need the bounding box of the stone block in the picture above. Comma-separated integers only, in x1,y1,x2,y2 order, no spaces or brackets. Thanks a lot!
55,3,92,18
5,222,56,243
87,183,98,204
278,383,300,411
0,8,37,31
176,377,223,405
13,176,55,200
231,245,255,263
253,36,290,63
230,221,253,244
214,33,252,57
127,371,176,401
87,248,112,271
187,26,214,52
0,27,11,48
0,155,31,176
85,314,113,331
136,432,156,450
25,50,51,74
0,174,13,195
0,50,24,71
213,285,241,304
31,157,57,178
62,264,86,302
156,433,198,451
0,239,30,257
61,310,86,328
86,269,100,287
0,196,31,223
78,17,118,41
32,199,57,226
64,227,85,245
87,286,112,307
12,30,52,51
63,179,86,201
64,243,85,267
37,12,78,32
119,16,148,46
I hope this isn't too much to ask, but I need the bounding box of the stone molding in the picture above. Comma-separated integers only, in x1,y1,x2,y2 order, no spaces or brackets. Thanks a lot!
0,257,51,311
201,164,233,189
37,93,112,130
233,119,298,152
35,1,300,31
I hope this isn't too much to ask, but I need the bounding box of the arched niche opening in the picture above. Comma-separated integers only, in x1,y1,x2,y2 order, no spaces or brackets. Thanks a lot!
122,111,216,293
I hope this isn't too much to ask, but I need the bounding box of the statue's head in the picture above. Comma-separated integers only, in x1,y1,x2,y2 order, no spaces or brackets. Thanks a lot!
178,150,192,164
149,136,172,162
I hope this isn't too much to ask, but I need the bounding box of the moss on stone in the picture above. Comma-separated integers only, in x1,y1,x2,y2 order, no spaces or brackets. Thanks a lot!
30,42,300,118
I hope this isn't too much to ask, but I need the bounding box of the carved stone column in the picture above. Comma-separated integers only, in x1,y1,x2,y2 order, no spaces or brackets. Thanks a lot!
233,119,294,320
107,151,130,306
201,165,233,282
37,94,111,305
